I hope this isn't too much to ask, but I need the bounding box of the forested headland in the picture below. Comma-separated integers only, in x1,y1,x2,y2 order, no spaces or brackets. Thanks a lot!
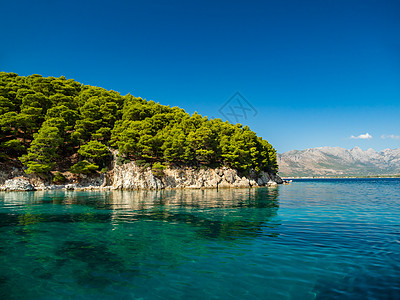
0,72,278,181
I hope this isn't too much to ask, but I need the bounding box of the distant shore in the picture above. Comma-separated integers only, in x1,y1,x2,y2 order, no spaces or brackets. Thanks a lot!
282,175,400,179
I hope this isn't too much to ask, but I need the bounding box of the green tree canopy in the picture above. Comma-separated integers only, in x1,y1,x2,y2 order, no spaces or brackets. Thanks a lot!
0,72,278,176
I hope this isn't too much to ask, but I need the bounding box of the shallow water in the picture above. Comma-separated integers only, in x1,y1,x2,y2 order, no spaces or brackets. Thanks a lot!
1,179,399,299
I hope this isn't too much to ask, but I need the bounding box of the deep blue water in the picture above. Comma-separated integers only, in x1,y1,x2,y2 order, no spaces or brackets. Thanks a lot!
0,178,400,299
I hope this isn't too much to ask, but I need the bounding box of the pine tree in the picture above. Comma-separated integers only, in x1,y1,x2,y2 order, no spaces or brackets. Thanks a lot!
19,124,63,175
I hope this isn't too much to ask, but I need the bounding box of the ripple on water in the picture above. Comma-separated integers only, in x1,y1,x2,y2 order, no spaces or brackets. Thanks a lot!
0,180,400,299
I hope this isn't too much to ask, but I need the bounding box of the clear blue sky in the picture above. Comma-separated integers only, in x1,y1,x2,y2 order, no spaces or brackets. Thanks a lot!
1,0,399,152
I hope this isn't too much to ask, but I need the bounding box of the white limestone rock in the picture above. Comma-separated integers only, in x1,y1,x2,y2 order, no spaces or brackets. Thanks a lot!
2,177,35,191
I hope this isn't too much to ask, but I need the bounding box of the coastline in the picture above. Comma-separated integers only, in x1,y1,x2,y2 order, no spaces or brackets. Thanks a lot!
283,175,400,179
0,162,283,192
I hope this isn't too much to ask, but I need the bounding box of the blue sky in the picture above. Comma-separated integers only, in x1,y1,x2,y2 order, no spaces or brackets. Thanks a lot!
1,0,399,152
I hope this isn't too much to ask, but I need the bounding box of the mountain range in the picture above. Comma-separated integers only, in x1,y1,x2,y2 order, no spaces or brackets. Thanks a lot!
278,147,400,177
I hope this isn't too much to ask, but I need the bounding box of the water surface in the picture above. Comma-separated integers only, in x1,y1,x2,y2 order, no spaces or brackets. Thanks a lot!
1,179,399,299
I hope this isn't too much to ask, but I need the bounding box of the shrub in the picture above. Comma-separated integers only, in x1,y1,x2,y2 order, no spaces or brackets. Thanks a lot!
1,139,25,155
116,156,130,166
135,159,147,167
23,161,54,175
70,160,99,174
52,171,66,184
78,141,109,162
151,162,166,177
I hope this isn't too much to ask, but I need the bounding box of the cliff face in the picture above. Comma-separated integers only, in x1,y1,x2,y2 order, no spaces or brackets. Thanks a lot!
112,162,282,190
0,159,282,191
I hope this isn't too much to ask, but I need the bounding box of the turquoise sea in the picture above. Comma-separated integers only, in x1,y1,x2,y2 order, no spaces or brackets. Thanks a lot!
0,178,399,299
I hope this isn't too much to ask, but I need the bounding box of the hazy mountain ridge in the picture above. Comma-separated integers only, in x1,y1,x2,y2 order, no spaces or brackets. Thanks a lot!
278,147,400,177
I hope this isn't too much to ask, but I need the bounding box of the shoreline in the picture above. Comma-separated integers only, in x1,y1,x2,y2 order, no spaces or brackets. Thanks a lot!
0,182,282,193
0,163,284,192
283,176,400,179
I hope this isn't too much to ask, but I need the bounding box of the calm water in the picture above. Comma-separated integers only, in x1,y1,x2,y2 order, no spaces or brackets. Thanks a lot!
0,179,400,299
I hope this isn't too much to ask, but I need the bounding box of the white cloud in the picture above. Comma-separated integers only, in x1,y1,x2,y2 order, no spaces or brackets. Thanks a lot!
381,134,400,140
350,133,373,140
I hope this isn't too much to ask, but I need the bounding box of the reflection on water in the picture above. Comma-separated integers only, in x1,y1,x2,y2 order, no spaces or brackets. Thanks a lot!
0,187,280,209
0,188,282,299
0,188,280,238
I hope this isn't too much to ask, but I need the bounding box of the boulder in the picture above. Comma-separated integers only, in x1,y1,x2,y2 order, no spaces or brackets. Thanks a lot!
65,184,77,190
2,177,35,191
223,169,236,184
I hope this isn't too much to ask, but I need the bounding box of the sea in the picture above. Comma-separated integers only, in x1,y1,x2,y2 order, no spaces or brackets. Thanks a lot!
0,178,399,299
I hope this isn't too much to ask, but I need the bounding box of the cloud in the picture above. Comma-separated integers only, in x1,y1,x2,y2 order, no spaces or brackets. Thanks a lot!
381,134,400,140
350,133,372,140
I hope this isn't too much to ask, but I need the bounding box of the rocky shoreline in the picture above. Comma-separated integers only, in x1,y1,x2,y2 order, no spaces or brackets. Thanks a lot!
0,160,283,192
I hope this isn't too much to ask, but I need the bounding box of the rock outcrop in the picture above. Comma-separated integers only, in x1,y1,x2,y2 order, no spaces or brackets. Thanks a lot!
0,177,35,191
112,162,281,190
0,159,282,191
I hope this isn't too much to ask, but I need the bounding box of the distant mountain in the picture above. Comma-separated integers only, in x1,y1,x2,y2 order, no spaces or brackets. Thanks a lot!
278,147,400,177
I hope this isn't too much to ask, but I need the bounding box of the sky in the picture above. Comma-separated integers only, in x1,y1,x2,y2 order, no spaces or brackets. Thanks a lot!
1,0,399,153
